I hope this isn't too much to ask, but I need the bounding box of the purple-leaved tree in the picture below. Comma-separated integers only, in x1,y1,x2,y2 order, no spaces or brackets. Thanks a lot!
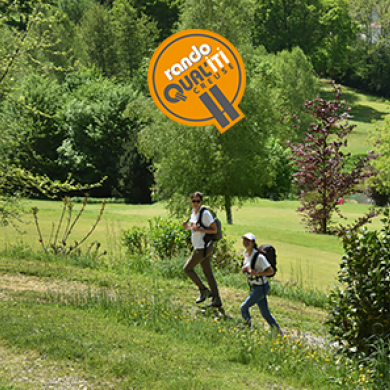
285,81,380,235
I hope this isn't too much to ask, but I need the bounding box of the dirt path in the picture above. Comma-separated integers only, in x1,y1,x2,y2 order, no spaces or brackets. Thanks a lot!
0,274,116,389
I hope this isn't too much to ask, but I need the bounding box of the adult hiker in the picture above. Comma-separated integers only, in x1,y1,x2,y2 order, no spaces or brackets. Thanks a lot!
182,192,222,307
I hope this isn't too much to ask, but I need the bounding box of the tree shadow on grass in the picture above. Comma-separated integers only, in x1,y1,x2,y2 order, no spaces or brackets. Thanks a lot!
319,87,388,123
349,104,388,123
319,88,360,105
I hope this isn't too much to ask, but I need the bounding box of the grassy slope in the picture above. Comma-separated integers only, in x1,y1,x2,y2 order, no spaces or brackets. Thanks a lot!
0,252,351,390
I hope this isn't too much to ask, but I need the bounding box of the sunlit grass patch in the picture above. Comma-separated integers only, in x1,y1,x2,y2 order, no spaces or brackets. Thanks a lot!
0,276,369,390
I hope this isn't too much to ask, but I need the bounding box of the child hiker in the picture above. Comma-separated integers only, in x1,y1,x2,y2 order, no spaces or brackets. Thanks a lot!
240,233,282,334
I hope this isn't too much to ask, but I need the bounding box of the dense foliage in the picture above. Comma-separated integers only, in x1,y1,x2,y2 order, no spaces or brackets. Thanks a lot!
368,115,390,205
327,208,390,359
1,0,389,216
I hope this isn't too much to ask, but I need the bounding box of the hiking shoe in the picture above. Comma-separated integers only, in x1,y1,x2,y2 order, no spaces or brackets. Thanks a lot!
207,295,222,308
196,288,211,304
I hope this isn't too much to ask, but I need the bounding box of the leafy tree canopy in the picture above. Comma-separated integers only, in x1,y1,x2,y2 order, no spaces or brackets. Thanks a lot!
0,0,104,227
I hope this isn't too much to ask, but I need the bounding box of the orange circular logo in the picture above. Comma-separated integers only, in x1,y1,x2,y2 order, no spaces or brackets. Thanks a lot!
148,29,246,134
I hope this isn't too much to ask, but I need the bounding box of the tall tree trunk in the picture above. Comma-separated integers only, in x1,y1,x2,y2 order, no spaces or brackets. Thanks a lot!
225,195,233,225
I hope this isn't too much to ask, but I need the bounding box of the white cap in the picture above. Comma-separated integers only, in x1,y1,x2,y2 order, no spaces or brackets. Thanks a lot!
242,233,256,241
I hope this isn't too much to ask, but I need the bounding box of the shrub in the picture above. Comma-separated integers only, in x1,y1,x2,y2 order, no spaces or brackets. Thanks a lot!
122,226,148,256
121,217,241,271
327,208,390,358
212,234,241,273
122,217,191,260
148,217,191,259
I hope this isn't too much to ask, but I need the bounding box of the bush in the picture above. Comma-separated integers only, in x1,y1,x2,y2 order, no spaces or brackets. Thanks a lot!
147,217,192,259
122,217,191,260
121,217,241,271
327,208,390,358
122,226,148,256
212,234,241,273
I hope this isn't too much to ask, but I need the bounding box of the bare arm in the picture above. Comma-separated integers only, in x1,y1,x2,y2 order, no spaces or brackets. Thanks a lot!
249,266,274,277
191,221,217,234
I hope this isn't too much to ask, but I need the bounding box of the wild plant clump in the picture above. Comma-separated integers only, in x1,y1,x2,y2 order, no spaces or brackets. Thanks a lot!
122,217,241,272
33,195,106,258
327,209,390,358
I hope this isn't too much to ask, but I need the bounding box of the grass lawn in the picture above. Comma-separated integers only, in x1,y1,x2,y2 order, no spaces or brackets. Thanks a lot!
0,250,367,390
0,198,383,292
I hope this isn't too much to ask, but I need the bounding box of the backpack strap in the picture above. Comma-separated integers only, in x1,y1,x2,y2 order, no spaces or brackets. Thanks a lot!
250,250,267,284
250,251,260,270
197,207,206,228
186,207,206,225
196,207,210,257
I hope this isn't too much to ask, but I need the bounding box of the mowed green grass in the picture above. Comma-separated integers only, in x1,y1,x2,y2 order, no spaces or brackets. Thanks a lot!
1,198,383,292
320,80,390,155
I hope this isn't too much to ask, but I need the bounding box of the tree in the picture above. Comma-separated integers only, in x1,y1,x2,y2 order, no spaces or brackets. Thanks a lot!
77,3,118,77
137,44,290,224
268,47,321,140
137,103,275,224
57,0,96,25
0,1,103,227
368,114,390,204
137,0,320,222
348,0,390,46
133,0,181,43
76,0,160,80
1,74,67,180
56,72,151,201
178,0,255,50
286,81,379,234
343,0,390,96
253,0,357,79
312,1,359,79
259,137,293,200
111,0,159,79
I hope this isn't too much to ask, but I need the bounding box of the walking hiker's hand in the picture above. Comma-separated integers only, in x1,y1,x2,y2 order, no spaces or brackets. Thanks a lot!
242,267,248,273
182,221,189,229
249,269,258,277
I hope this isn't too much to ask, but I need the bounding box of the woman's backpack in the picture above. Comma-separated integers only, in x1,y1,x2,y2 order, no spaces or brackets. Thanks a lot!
198,207,222,244
251,245,277,277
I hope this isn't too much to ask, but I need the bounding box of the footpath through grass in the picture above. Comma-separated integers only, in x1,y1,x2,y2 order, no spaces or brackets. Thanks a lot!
0,248,374,390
